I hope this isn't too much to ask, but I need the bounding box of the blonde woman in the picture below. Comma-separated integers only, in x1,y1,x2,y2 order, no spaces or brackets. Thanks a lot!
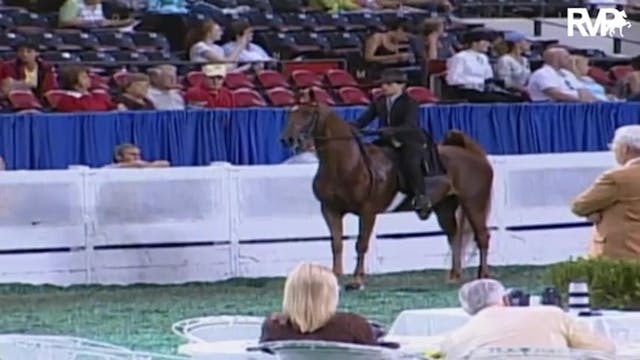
568,55,610,101
259,263,376,345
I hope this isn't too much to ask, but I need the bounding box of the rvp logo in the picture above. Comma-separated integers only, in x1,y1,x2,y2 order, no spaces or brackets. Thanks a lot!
567,8,632,37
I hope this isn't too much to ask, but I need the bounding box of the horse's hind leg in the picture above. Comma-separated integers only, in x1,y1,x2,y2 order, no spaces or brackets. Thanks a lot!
460,199,491,279
346,212,376,291
321,205,344,277
435,195,461,282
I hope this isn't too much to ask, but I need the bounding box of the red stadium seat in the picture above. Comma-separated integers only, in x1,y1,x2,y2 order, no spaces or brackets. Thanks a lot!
407,86,439,104
610,65,633,81
257,70,289,88
44,90,68,108
187,71,206,87
291,69,323,88
338,86,370,105
309,86,335,105
8,90,42,110
326,69,358,88
587,67,613,86
89,73,110,90
232,88,267,107
225,72,255,89
266,87,296,106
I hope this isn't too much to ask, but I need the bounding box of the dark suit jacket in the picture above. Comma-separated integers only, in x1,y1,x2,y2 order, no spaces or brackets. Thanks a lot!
355,92,420,129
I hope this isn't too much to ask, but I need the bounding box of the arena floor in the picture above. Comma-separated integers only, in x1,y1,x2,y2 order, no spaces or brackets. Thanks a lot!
0,266,548,354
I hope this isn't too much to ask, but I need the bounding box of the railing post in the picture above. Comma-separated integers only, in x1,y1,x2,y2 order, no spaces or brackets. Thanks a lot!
70,165,94,284
222,163,240,278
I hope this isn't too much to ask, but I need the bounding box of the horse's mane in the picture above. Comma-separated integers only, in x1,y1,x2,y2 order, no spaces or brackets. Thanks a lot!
442,130,487,158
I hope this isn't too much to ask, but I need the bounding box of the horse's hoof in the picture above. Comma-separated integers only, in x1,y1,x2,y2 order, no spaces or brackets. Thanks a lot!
478,272,490,279
446,273,462,284
344,282,365,291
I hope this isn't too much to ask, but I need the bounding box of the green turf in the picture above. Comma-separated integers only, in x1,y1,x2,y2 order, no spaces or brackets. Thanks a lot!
0,266,549,354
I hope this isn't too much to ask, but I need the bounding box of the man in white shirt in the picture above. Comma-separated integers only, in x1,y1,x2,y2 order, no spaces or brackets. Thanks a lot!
446,30,520,102
147,65,185,110
527,47,598,102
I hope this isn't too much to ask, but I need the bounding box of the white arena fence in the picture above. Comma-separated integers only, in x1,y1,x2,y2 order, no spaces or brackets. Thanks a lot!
0,152,614,286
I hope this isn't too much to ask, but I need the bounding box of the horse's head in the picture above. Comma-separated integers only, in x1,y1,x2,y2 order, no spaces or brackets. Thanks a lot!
281,91,328,151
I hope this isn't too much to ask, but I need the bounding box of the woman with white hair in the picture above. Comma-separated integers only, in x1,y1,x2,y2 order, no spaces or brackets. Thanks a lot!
259,263,376,345
572,124,640,259
440,279,614,359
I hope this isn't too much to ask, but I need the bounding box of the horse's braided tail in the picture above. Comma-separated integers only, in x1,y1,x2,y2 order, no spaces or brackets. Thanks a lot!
442,130,487,159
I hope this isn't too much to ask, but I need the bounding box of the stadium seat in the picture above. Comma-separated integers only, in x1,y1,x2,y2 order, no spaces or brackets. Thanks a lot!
278,13,308,32
610,65,633,81
232,88,267,107
108,51,149,63
245,12,285,32
13,11,49,31
224,72,255,89
587,67,613,86
309,87,335,105
0,13,15,29
324,32,362,54
254,32,295,54
326,69,358,88
407,86,439,104
345,13,384,31
257,70,289,88
265,87,296,106
338,87,370,105
40,51,80,63
290,32,328,54
89,73,110,90
79,51,116,62
26,32,68,51
44,90,67,108
94,32,135,51
145,51,179,62
291,70,323,88
58,32,100,50
130,32,170,52
313,13,363,32
0,32,24,52
187,71,206,87
8,90,42,110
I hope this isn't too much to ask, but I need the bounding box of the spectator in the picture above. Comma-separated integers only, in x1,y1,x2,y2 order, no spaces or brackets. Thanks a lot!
440,279,615,359
572,125,640,259
527,47,598,102
147,65,185,110
568,55,611,101
222,20,272,70
58,0,135,28
0,42,57,99
186,20,250,68
104,143,170,168
55,66,116,112
283,139,318,164
364,20,414,79
147,0,187,13
185,64,235,108
0,156,5,170
625,55,640,99
259,263,376,345
446,30,521,102
494,32,531,95
420,18,455,61
115,73,155,111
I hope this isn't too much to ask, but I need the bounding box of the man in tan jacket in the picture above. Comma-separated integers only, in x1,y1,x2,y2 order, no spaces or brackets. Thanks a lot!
440,279,615,359
572,125,640,259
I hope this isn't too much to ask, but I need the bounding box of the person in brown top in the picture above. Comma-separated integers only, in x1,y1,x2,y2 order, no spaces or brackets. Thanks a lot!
572,125,640,259
259,263,376,345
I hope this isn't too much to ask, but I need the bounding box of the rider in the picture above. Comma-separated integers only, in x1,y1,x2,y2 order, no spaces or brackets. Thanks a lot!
354,69,440,219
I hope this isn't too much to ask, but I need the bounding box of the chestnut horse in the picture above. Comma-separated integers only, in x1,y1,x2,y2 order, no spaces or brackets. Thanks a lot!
280,103,493,289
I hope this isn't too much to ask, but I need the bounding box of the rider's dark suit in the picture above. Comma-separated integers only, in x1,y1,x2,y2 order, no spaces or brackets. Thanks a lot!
355,92,431,208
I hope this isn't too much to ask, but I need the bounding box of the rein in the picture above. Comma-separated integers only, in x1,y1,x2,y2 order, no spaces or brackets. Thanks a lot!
301,107,376,191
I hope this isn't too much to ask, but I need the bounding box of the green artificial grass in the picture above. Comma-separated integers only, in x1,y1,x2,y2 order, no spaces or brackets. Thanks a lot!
0,266,549,354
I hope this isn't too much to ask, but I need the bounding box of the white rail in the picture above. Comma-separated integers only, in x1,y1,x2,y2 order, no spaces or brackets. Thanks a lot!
0,152,614,285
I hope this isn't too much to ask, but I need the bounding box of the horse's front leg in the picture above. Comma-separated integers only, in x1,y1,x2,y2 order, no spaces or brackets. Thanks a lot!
321,205,344,277
346,212,377,291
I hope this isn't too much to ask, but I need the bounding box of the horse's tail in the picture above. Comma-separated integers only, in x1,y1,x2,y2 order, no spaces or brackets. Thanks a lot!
442,130,487,159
